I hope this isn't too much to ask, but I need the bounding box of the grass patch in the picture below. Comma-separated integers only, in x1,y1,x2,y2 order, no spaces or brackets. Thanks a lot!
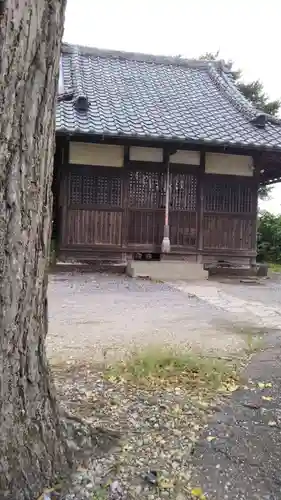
269,263,281,273
105,346,240,393
234,325,266,355
244,332,265,354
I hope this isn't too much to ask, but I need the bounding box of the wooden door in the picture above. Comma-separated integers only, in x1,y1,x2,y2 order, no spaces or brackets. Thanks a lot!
127,166,165,250
169,168,198,249
126,165,199,252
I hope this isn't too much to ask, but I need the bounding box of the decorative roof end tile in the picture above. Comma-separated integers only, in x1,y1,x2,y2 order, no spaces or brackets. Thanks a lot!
251,114,267,129
74,95,90,112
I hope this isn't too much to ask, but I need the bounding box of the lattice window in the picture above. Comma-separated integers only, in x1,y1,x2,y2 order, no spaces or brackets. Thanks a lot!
204,180,253,213
170,173,197,211
129,170,166,208
69,172,122,206
69,173,82,204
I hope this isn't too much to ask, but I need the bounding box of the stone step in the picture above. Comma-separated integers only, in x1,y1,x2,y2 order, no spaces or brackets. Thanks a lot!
126,261,208,281
49,261,126,274
207,263,268,278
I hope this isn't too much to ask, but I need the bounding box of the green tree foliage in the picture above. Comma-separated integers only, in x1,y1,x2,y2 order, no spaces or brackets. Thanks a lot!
257,211,281,263
238,81,280,116
199,52,280,116
258,185,272,201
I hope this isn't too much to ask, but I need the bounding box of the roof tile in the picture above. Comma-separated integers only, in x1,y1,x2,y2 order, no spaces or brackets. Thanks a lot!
57,44,281,150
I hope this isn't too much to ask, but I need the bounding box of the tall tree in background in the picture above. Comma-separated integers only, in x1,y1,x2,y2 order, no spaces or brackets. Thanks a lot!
0,1,69,499
200,52,280,200
199,51,280,116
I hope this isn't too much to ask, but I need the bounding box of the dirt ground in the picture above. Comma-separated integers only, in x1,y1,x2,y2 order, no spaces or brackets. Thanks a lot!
47,272,281,363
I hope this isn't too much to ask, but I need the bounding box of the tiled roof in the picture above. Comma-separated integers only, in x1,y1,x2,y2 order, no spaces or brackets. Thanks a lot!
56,43,281,150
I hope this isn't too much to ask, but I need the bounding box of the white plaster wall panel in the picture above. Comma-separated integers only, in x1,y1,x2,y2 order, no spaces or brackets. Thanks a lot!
170,150,200,165
205,153,253,176
69,142,124,167
129,147,163,162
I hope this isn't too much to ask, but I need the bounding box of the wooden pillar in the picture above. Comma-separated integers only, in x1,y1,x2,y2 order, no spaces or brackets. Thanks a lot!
122,146,130,262
51,139,60,244
196,151,205,263
58,137,69,250
161,150,171,253
250,154,261,266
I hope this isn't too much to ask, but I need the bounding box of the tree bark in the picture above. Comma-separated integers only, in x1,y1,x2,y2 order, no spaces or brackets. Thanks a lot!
0,2,69,498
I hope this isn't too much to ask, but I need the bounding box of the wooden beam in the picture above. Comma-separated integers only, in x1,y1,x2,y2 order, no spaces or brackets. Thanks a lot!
59,132,278,157
261,177,281,185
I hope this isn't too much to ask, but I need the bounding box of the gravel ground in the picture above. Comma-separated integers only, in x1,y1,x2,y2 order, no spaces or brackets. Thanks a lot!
48,273,281,363
46,272,281,500
52,360,236,500
47,274,253,363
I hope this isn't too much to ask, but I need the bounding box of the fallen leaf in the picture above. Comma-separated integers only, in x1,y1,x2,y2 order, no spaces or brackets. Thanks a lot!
206,435,216,442
220,382,239,393
258,382,265,389
265,382,272,388
268,420,277,427
228,383,239,392
262,396,273,401
173,404,181,414
37,484,62,500
198,400,209,408
191,487,206,499
158,478,174,489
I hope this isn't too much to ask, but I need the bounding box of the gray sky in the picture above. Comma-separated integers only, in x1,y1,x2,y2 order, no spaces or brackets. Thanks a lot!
64,0,281,214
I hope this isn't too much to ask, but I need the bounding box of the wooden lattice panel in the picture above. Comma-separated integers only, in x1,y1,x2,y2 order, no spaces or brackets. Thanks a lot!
67,209,122,246
69,171,122,207
204,179,253,213
170,172,197,211
129,170,166,208
128,211,163,245
203,215,253,250
170,212,197,247
69,173,82,204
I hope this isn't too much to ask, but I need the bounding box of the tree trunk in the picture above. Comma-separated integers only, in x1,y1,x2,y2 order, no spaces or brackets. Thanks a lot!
0,2,69,498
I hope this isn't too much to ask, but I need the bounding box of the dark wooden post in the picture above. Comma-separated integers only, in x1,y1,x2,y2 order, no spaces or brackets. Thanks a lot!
251,153,261,266
122,146,130,262
161,150,171,253
58,137,69,250
196,151,205,263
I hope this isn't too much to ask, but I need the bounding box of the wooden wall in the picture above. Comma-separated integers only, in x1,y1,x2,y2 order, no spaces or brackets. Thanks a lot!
56,140,258,262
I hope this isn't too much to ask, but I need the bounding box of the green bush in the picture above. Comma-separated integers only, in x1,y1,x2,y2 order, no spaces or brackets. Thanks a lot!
257,211,281,263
